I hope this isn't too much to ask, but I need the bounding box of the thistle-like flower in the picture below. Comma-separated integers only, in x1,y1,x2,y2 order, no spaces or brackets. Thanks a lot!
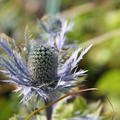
0,16,91,104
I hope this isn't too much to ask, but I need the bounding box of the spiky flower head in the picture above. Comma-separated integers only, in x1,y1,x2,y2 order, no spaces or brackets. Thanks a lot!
0,16,92,103
28,45,58,86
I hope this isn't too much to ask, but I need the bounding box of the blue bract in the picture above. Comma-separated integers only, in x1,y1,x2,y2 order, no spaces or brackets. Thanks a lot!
0,16,92,103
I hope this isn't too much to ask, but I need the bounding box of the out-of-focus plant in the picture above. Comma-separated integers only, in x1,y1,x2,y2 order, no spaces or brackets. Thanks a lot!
0,94,19,120
0,0,37,40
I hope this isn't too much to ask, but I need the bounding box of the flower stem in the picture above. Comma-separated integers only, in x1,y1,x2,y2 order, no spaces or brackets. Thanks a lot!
25,88,98,120
46,0,61,15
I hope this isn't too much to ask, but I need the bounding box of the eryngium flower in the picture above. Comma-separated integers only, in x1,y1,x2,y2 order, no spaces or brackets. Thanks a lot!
0,16,92,103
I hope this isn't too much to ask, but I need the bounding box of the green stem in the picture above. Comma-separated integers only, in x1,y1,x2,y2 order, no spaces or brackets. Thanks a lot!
25,88,98,120
46,0,61,15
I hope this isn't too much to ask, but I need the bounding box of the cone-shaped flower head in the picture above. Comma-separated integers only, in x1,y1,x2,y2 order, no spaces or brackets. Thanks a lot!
0,16,92,103
28,45,58,86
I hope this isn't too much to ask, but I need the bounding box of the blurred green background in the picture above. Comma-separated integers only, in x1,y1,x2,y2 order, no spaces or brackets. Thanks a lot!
0,0,120,120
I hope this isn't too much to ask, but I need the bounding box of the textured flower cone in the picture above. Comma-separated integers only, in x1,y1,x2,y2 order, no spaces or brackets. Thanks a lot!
28,45,58,86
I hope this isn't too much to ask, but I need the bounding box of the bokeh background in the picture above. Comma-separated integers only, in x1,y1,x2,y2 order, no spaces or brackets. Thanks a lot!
0,0,120,120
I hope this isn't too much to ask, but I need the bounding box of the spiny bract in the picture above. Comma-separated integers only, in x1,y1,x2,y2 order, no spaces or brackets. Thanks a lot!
0,16,92,103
